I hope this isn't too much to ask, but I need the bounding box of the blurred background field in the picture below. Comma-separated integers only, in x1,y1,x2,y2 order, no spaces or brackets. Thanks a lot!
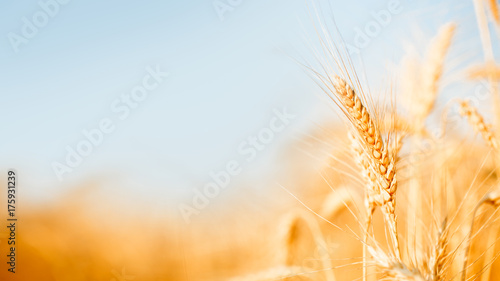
1,0,499,280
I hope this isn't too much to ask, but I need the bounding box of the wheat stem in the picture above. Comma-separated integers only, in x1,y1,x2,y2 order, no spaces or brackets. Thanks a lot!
461,192,500,281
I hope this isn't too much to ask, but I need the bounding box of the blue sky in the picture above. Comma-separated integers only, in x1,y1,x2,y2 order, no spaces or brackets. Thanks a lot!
0,0,484,203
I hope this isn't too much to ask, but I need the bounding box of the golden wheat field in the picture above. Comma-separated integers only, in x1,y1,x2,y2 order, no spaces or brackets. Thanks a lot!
5,0,500,281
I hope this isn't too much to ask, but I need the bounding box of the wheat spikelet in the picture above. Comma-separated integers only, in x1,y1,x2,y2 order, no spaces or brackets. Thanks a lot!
348,131,379,217
458,99,499,149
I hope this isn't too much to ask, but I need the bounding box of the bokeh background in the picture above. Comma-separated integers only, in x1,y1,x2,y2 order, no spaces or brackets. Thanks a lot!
0,0,491,280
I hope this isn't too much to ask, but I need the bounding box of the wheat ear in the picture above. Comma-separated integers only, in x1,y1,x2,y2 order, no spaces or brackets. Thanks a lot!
332,76,400,260
415,23,456,125
428,218,449,281
458,99,499,150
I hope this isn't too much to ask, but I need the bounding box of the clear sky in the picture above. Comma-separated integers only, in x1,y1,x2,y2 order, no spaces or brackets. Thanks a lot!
0,0,483,204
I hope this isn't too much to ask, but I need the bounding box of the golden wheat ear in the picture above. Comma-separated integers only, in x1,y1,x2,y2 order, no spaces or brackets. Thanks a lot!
458,99,499,150
330,76,400,260
400,22,455,129
428,217,449,280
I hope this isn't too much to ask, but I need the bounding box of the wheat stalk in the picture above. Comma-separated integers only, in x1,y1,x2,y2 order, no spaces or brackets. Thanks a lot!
461,191,500,281
278,212,336,281
349,131,378,281
319,187,356,219
400,24,455,260
480,219,500,281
